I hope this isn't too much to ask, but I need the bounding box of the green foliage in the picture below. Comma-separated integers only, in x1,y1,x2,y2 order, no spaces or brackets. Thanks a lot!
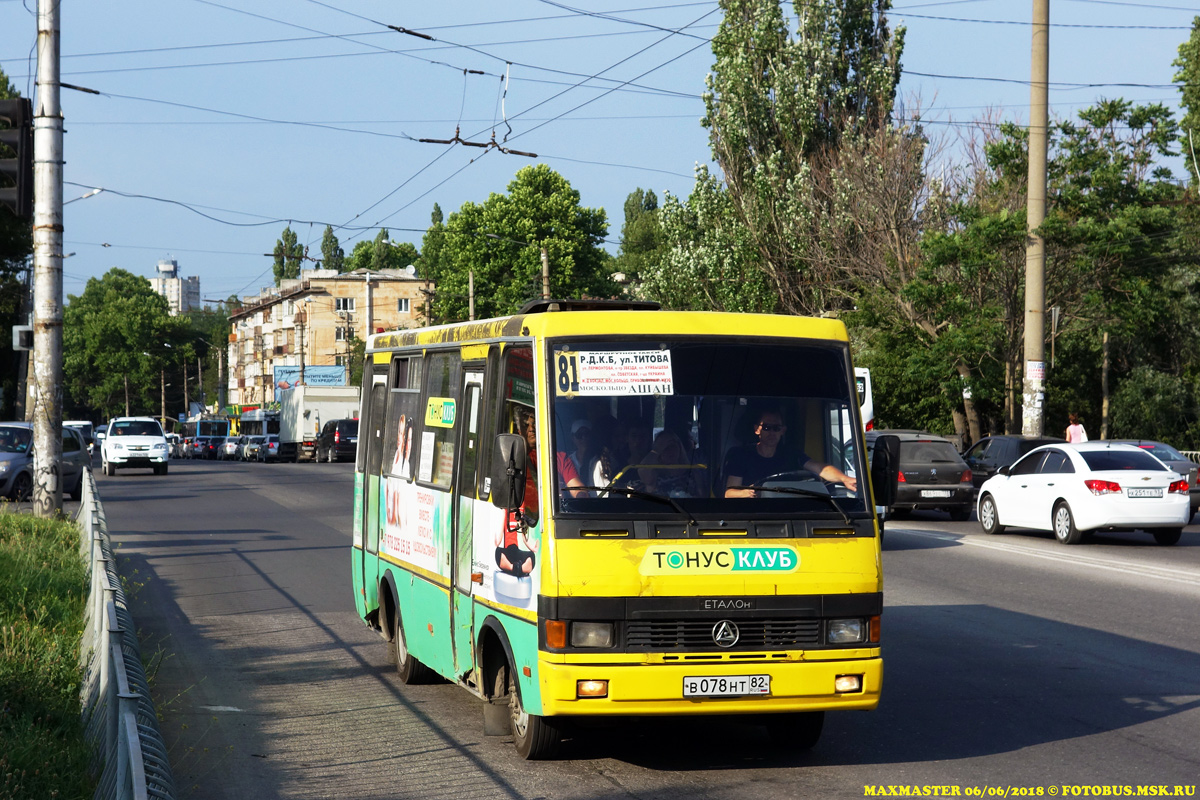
347,336,366,387
424,164,615,321
648,0,909,316
0,513,92,800
320,225,345,273
1173,17,1200,183
62,268,192,418
272,226,304,285
613,188,666,286
344,229,418,274
1110,366,1200,446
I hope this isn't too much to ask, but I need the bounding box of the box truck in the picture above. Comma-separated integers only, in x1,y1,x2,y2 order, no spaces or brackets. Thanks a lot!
279,385,361,462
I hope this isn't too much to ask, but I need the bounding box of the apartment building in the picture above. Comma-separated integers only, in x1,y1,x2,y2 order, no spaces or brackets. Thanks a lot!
226,267,430,408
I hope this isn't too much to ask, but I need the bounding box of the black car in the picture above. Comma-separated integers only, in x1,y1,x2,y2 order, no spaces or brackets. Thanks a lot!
962,435,1064,491
867,430,975,521
203,436,224,460
1107,439,1199,516
317,418,359,463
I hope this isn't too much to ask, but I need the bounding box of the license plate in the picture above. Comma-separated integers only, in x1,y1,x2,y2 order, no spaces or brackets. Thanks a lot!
683,675,770,698
1127,487,1163,498
921,490,952,498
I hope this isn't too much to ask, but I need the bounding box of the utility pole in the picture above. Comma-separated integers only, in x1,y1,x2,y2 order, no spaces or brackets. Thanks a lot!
31,0,63,516
1022,0,1049,437
468,271,475,321
540,246,551,300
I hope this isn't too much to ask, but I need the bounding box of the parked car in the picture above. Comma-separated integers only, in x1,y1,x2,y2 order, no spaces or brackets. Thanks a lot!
100,416,170,476
219,436,242,460
0,422,91,500
866,430,974,520
1107,440,1199,517
240,436,264,461
257,434,280,462
976,442,1190,546
962,435,1064,492
317,418,359,462
64,420,96,455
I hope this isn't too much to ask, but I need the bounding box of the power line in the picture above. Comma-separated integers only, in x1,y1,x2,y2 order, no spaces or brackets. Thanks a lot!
894,10,1191,28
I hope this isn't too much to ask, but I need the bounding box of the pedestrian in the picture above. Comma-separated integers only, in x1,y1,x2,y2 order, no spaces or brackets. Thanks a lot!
1065,412,1088,443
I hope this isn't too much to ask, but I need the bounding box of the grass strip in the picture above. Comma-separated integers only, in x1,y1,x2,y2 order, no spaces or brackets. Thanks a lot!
0,511,92,800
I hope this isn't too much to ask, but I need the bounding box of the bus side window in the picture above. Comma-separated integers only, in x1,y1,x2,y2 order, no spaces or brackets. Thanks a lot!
416,350,462,488
476,346,501,500
385,355,422,481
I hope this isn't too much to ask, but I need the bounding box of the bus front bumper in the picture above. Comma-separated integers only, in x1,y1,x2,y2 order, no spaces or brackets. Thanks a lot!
537,654,882,717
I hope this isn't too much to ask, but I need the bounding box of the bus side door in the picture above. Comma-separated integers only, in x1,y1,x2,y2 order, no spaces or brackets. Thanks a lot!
356,373,388,618
452,369,486,676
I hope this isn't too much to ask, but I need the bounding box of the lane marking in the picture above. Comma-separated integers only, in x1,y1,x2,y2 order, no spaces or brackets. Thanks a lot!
890,528,1200,587
199,705,244,712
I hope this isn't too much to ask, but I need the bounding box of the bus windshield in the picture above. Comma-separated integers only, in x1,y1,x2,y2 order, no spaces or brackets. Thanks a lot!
547,338,867,518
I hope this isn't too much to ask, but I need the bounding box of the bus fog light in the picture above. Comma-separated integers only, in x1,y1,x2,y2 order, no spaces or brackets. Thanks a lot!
827,619,865,644
835,674,863,693
577,680,609,698
570,622,614,648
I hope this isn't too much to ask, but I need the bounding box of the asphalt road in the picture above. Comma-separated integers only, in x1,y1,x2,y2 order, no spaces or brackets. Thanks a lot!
93,458,1200,800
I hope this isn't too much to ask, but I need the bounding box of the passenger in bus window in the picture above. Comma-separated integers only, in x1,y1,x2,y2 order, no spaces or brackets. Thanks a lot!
613,416,652,489
724,408,857,497
642,429,700,498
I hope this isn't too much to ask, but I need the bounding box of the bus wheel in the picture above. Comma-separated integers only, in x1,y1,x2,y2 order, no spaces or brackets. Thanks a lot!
390,612,434,685
496,663,561,760
762,711,824,750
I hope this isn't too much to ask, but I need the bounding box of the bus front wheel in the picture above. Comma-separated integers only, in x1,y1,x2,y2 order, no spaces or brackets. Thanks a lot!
496,663,561,760
762,710,824,751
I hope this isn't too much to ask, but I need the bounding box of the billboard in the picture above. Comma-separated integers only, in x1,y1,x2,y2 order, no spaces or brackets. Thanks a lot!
274,365,346,388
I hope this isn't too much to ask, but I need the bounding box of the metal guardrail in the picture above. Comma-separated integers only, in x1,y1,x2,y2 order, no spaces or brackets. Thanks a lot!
78,469,177,800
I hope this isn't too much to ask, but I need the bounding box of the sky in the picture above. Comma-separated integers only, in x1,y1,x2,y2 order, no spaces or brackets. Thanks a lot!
1,0,1196,305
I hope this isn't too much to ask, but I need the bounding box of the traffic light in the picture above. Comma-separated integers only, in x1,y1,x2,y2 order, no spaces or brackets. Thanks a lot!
0,97,33,220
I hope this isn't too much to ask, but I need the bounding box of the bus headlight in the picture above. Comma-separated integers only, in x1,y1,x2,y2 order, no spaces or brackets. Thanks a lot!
827,618,865,644
570,622,614,648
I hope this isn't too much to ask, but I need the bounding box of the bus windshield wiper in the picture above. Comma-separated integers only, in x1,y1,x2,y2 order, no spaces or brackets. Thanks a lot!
728,482,853,525
574,485,697,527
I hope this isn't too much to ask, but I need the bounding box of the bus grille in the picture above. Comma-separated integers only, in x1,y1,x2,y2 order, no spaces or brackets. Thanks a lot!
626,619,821,650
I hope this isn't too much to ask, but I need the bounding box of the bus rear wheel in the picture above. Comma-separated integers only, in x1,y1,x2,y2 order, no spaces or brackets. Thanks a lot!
390,611,435,685
762,710,824,750
496,663,561,760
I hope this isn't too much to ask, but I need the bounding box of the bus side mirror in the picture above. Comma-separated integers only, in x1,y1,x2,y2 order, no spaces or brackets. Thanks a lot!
491,433,527,510
870,434,901,509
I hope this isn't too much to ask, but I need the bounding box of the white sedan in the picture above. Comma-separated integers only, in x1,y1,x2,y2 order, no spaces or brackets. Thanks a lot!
976,442,1190,545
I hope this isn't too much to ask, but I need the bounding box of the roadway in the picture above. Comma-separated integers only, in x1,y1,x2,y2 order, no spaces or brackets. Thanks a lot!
94,458,1200,799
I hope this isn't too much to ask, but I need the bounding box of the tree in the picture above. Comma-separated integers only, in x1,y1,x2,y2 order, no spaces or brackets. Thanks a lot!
417,204,446,280
424,164,615,322
320,225,345,273
0,68,32,419
1173,17,1200,184
63,269,193,418
613,189,666,287
273,226,304,285
344,229,419,273
647,0,907,316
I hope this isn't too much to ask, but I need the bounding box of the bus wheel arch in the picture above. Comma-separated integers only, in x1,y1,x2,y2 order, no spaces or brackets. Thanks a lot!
477,615,562,759
381,572,435,684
